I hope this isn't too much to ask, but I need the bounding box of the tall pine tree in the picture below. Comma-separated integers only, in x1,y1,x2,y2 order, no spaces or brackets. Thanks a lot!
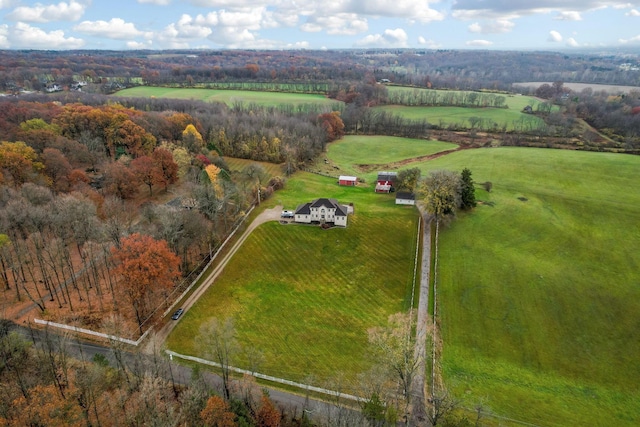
460,168,477,210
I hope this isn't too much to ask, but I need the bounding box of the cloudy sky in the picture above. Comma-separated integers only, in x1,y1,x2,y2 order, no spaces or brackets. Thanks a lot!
0,0,639,50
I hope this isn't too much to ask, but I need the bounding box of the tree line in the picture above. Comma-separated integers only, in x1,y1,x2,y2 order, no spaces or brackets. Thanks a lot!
0,94,325,335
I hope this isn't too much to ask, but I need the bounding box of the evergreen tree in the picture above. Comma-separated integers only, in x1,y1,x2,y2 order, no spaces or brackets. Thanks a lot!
460,168,476,210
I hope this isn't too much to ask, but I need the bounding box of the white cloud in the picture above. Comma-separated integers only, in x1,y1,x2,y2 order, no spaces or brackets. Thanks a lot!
187,0,267,6
7,0,86,23
285,41,310,49
9,22,84,48
127,40,153,49
468,19,514,33
627,9,640,16
355,28,408,48
301,13,368,35
555,11,582,21
418,36,441,49
138,0,171,4
0,24,8,48
0,0,14,9
346,0,444,23
619,35,640,43
465,39,493,46
74,18,153,40
548,30,563,42
566,37,579,47
173,14,212,38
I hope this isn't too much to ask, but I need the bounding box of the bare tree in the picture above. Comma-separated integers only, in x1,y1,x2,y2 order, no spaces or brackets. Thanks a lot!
368,312,420,421
197,317,240,401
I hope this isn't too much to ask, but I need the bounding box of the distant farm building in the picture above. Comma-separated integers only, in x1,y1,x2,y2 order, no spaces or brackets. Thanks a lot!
294,198,349,227
395,192,416,205
338,175,357,186
375,171,397,193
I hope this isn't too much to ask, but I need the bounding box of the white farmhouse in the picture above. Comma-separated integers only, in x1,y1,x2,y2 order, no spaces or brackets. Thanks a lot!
294,198,348,227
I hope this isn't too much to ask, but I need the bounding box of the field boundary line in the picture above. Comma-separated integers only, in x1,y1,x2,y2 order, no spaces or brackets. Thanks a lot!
165,350,366,403
159,205,255,319
33,318,151,346
461,407,545,427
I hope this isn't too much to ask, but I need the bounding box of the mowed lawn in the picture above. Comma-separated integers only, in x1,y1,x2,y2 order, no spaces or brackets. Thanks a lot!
326,135,457,181
115,86,341,108
374,105,544,131
414,147,640,426
167,173,420,389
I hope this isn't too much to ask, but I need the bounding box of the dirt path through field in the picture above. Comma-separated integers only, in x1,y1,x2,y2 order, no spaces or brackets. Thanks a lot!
355,145,473,173
143,205,284,354
410,209,432,424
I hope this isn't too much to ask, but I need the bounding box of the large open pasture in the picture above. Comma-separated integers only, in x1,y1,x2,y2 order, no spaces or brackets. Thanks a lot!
414,147,640,426
385,86,542,110
374,105,544,131
115,86,341,109
167,172,421,389
325,135,456,180
380,86,549,131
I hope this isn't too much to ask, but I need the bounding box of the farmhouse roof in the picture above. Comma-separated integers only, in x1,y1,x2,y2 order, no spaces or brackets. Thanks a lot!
295,203,311,215
296,198,347,216
339,175,357,181
396,192,415,201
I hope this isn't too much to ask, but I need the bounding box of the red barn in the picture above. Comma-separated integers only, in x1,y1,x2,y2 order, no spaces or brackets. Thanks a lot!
375,171,397,193
339,175,357,186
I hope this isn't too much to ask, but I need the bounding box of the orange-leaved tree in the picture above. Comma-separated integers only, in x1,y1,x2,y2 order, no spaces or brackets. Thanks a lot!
111,233,180,334
318,111,345,143
152,147,179,191
200,395,237,427
255,393,281,427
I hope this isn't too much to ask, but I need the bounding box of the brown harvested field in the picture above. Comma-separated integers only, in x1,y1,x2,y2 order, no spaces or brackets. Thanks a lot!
514,82,640,94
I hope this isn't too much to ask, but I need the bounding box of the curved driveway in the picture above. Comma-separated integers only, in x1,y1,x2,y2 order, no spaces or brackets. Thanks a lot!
145,205,284,353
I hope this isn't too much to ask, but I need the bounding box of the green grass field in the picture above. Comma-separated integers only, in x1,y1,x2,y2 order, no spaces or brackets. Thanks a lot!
324,136,457,182
385,86,543,110
374,105,544,132
412,147,640,426
223,157,285,178
114,86,341,108
167,172,420,390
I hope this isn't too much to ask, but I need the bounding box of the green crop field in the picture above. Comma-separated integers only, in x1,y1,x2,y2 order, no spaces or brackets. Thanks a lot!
167,172,421,390
412,147,640,426
374,105,544,132
114,86,341,109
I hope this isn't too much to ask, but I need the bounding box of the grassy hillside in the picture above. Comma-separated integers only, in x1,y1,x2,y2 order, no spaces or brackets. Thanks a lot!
415,147,640,426
324,135,456,181
167,172,420,390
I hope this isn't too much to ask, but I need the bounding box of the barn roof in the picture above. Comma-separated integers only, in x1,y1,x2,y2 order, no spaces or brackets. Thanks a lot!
339,175,357,181
377,171,397,181
396,192,415,201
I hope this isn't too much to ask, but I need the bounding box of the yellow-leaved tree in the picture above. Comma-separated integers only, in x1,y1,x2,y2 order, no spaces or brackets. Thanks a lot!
205,164,224,198
182,124,204,152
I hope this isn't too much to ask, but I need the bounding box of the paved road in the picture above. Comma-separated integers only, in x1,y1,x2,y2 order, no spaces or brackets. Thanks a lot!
8,321,363,424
